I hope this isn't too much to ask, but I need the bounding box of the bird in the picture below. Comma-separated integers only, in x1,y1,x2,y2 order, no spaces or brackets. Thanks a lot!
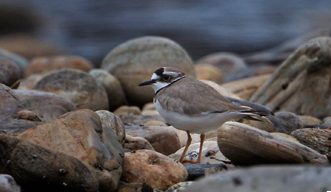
139,67,270,164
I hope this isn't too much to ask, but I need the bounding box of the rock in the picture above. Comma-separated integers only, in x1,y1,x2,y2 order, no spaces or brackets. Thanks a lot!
166,181,193,192
89,69,127,111
271,132,299,142
217,122,329,165
184,164,227,181
170,141,226,164
15,89,76,122
184,166,331,192
0,134,21,174
141,110,159,116
200,80,241,100
195,52,247,82
143,120,167,127
250,37,331,118
254,66,277,76
124,135,154,151
0,84,20,121
101,36,196,106
18,109,123,191
126,125,181,155
0,34,61,60
10,140,99,192
321,116,331,127
142,102,156,111
25,55,94,77
267,112,303,134
17,109,41,122
17,74,44,90
195,64,223,84
0,84,41,135
172,129,200,147
96,110,126,147
33,69,108,111
117,182,153,192
241,116,275,132
119,115,164,126
141,103,158,115
121,150,188,190
0,54,23,87
0,174,21,192
113,106,141,116
0,49,29,72
299,115,321,125
222,74,271,101
291,128,331,161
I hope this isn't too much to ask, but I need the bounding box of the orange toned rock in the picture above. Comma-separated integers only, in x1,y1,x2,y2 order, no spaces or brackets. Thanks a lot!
242,116,275,132
200,80,241,99
25,55,94,77
222,74,271,101
18,109,123,191
113,106,141,116
271,132,299,142
18,74,45,90
126,125,181,155
142,102,156,111
254,66,277,76
33,69,108,111
17,109,41,122
195,64,223,84
299,115,321,125
143,120,167,126
124,135,154,151
89,69,127,111
96,110,126,146
121,150,188,190
101,36,196,106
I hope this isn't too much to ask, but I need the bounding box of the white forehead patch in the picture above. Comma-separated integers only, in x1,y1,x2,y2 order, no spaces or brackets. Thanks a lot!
151,73,160,80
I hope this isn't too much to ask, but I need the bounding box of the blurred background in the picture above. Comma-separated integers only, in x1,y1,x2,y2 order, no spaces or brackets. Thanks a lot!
1,0,331,65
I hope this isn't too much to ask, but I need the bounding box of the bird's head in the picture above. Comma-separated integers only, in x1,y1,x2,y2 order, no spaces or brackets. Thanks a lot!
139,67,186,92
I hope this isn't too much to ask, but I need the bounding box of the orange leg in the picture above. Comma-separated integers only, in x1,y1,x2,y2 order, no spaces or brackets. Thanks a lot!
179,131,192,163
196,134,205,163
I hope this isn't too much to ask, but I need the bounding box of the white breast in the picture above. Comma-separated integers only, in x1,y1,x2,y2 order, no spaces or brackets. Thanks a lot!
154,99,246,134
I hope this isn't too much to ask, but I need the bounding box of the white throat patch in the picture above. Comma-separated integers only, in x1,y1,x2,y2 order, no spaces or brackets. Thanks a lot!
151,81,170,93
150,73,167,93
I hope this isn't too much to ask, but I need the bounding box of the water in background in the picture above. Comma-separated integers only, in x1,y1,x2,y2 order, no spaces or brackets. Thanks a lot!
1,0,331,64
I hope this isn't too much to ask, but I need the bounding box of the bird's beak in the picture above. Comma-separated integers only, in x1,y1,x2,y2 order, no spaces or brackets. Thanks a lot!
139,79,156,86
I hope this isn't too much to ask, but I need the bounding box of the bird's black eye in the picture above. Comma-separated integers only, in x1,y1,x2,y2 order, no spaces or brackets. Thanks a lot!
162,75,171,81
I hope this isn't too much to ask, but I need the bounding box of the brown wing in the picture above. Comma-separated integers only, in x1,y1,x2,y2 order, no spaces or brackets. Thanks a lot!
155,77,245,116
